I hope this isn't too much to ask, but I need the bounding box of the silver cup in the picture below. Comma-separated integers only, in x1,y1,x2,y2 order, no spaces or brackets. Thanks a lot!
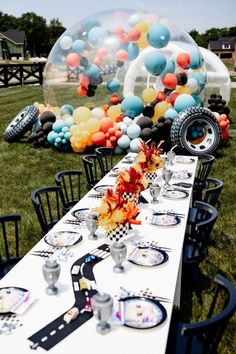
110,241,127,273
149,183,161,204
162,169,173,188
42,259,61,295
86,212,98,240
91,293,113,334
167,150,175,165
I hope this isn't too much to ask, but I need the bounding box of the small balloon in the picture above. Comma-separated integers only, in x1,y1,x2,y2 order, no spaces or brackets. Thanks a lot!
142,87,156,103
147,23,170,48
176,53,191,69
144,51,166,76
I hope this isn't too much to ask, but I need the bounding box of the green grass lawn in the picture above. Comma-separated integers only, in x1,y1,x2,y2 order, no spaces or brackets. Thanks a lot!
0,86,235,353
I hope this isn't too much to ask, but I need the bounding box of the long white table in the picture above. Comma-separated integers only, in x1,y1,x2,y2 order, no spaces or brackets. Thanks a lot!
0,153,197,354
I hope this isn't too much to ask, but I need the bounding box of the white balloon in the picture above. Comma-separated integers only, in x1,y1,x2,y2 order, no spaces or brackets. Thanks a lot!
60,35,73,50
91,108,105,119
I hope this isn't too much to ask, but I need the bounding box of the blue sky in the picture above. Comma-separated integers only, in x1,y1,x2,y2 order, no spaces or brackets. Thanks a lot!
1,0,235,33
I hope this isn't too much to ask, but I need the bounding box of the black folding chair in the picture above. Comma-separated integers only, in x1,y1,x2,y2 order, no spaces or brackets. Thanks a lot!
95,147,114,177
202,177,224,207
81,154,101,190
0,213,22,279
193,154,215,202
54,170,82,214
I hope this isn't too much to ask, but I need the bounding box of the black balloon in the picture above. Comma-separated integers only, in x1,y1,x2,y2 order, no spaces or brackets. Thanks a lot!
136,116,153,129
40,111,56,124
140,127,152,141
176,72,188,86
143,106,155,118
42,122,53,133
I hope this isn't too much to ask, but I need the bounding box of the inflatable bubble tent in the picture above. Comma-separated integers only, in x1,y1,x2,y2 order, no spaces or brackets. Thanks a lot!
43,9,207,109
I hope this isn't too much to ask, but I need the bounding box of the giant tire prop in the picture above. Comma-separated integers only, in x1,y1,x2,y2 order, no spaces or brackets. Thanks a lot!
4,105,39,142
170,107,221,155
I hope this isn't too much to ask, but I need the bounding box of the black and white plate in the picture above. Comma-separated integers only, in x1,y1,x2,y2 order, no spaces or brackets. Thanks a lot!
93,185,113,194
128,246,168,267
172,170,192,180
119,296,167,329
44,231,82,247
175,157,195,164
0,287,29,314
71,208,90,219
162,189,189,200
150,213,181,226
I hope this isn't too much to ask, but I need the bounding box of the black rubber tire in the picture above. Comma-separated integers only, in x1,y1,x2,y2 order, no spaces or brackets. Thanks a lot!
4,105,39,142
170,107,221,156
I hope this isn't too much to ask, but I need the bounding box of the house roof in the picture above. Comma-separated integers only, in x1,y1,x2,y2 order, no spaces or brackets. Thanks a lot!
0,30,25,45
209,36,236,50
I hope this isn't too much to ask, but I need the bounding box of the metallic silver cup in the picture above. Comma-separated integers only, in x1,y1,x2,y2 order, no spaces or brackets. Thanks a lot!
167,150,175,165
86,212,98,240
91,293,113,334
162,169,173,188
110,241,127,273
42,259,61,295
149,183,161,204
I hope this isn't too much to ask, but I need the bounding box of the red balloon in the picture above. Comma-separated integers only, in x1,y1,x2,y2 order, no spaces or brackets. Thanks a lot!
221,129,230,141
106,139,113,147
97,47,108,59
110,94,121,105
114,27,125,36
169,92,179,106
116,49,128,61
110,136,117,143
77,85,87,96
93,56,103,66
66,53,80,68
119,33,129,45
115,130,122,138
100,117,114,133
91,131,106,146
220,120,228,129
162,73,177,90
79,75,89,87
176,53,191,69
156,91,166,102
127,28,141,41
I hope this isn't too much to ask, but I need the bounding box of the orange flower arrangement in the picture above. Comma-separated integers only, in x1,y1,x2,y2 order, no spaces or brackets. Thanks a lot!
135,141,164,173
95,188,141,232
115,165,148,195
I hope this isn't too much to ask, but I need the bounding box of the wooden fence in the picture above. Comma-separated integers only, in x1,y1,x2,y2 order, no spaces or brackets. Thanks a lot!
0,63,46,88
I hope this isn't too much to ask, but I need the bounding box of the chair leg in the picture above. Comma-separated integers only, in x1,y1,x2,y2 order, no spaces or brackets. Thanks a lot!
193,266,203,305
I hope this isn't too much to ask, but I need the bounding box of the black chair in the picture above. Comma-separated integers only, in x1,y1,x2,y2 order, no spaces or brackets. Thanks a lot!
166,274,236,354
183,201,218,303
95,147,114,177
193,154,215,202
202,177,224,207
82,154,101,190
54,170,82,214
0,214,22,279
31,186,63,238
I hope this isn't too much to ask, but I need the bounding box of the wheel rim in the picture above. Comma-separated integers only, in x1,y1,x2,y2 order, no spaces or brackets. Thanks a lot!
184,118,217,153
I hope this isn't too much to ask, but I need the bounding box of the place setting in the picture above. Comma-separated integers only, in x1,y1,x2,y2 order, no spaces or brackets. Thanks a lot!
88,184,113,199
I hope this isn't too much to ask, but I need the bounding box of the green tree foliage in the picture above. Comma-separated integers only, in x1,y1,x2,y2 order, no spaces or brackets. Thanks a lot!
189,26,236,48
0,11,18,31
47,18,65,50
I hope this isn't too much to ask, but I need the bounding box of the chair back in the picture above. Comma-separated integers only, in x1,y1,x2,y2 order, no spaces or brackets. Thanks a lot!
95,147,114,177
31,186,63,237
54,170,82,214
179,274,236,354
202,177,224,207
82,154,101,190
0,213,22,278
193,154,215,201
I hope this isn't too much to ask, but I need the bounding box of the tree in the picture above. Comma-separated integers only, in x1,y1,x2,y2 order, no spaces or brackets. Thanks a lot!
47,18,65,50
0,11,18,31
189,29,199,41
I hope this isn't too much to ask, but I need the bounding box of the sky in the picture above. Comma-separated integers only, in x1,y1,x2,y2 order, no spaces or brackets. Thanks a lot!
0,0,235,33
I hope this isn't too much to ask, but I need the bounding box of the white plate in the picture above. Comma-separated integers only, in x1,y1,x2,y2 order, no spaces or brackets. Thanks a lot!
44,231,82,247
175,157,195,164
0,287,29,314
162,189,189,200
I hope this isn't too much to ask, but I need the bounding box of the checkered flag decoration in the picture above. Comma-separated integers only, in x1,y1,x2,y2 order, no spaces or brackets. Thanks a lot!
107,223,129,242
123,192,139,204
145,172,157,183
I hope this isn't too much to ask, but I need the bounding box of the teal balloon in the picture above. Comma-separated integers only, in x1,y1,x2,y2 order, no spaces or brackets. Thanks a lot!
130,138,142,152
83,64,100,78
61,104,73,115
164,108,177,120
59,132,64,138
47,131,58,144
121,96,144,118
107,78,120,93
160,58,175,77
88,27,107,47
190,51,203,69
118,122,127,133
188,72,206,92
64,131,71,140
192,94,204,107
64,117,74,127
144,51,166,76
72,39,85,53
174,94,196,112
127,124,141,139
147,24,170,48
117,135,131,149
123,117,133,126
62,126,69,133
53,119,64,133
127,43,139,60
114,146,125,154
55,137,62,144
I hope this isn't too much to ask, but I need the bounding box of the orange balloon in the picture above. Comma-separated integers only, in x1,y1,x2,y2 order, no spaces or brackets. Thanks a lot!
100,117,113,132
156,91,166,102
93,56,103,66
169,92,179,106
77,85,87,96
66,53,80,68
176,53,191,69
110,136,117,143
114,27,124,36
220,120,228,129
116,49,128,62
110,94,121,105
162,73,177,90
127,28,141,41
97,47,108,59
79,75,89,87
115,130,122,138
91,131,106,145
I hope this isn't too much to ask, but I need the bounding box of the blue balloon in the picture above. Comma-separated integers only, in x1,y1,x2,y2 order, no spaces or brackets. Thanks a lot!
72,39,85,53
191,131,198,139
117,135,131,149
160,58,175,77
62,126,69,133
107,78,120,93
59,132,64,138
61,104,73,115
64,117,74,127
130,138,142,152
123,117,133,126
118,122,128,133
190,51,203,69
114,146,125,154
127,43,139,60
147,24,170,48
47,131,58,144
174,94,196,112
188,72,206,92
144,51,166,76
192,94,204,107
164,108,177,120
64,131,71,140
121,96,144,118
55,137,62,144
88,27,107,47
127,124,141,139
83,64,100,78
53,119,64,133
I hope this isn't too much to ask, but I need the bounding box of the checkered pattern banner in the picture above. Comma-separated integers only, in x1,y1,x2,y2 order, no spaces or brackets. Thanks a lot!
123,192,139,204
107,223,129,242
145,172,157,183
